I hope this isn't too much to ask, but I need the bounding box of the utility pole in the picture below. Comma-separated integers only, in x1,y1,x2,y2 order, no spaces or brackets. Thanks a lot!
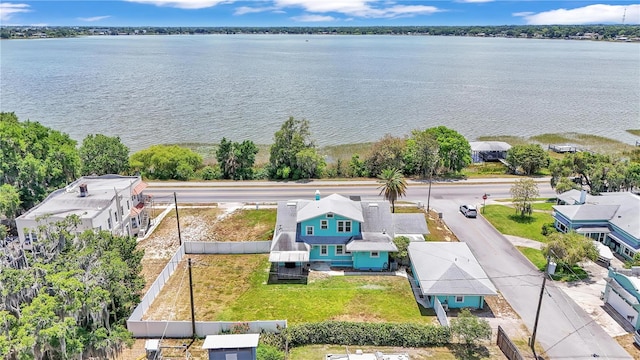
174,192,182,246
530,255,551,358
426,169,433,212
188,258,196,339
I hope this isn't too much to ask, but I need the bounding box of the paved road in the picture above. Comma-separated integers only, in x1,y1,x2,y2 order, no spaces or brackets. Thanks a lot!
146,178,556,204
433,199,632,360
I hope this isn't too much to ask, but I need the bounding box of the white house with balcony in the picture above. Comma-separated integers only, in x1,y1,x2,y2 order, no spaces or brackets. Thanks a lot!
15,175,149,248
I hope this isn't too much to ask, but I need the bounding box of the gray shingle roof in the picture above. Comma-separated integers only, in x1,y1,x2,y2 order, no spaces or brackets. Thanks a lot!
297,194,364,223
408,242,497,296
347,232,397,252
392,213,429,235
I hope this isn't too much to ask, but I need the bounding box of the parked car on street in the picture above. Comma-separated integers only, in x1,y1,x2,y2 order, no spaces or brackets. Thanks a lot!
459,205,477,218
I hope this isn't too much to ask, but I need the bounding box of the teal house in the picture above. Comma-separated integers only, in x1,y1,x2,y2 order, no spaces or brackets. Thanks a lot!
269,192,428,279
604,268,640,330
408,242,497,309
553,190,640,260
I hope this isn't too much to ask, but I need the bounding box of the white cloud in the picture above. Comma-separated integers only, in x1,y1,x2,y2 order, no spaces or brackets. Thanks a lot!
291,14,336,22
0,3,31,21
234,6,278,15
124,0,235,10
515,4,640,25
512,11,533,17
77,15,111,22
273,0,441,18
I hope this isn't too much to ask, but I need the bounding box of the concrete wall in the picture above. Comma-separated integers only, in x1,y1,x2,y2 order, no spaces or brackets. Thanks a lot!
127,319,287,338
185,241,271,254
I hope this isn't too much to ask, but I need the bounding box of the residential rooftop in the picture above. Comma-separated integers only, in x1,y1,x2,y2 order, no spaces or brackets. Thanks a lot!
17,175,144,221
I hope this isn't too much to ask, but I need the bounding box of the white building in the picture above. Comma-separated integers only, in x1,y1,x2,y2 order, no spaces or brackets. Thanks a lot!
15,175,149,247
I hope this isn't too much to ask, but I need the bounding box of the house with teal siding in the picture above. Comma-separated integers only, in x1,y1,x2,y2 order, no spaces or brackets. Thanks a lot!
553,190,640,260
269,192,428,279
604,267,640,330
408,242,497,309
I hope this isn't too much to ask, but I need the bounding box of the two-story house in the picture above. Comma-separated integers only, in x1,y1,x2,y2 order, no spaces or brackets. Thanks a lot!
553,190,640,260
15,175,149,248
269,192,428,279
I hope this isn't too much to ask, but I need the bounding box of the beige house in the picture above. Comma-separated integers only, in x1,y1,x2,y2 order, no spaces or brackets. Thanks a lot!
16,175,149,248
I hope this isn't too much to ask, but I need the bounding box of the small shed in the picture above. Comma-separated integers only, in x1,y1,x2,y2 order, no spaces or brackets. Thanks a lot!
469,141,511,163
202,334,260,360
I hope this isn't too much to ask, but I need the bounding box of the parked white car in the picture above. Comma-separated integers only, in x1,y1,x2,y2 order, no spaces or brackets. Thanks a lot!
459,204,477,218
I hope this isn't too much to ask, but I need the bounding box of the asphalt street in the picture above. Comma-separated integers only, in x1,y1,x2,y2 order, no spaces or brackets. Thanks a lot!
433,199,632,360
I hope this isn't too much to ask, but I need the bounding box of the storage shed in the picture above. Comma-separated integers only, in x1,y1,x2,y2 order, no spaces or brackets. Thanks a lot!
202,334,260,360
469,141,511,163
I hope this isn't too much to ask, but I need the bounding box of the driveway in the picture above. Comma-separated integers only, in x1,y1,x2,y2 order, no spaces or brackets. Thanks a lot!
432,199,632,360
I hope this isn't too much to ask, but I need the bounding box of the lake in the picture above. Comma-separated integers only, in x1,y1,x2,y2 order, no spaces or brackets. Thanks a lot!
1,35,638,151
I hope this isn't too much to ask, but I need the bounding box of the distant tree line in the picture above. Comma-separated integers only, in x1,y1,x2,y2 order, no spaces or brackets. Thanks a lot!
2,111,639,224
2,25,639,40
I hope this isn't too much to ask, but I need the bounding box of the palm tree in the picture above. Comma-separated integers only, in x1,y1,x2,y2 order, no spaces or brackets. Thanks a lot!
377,168,407,213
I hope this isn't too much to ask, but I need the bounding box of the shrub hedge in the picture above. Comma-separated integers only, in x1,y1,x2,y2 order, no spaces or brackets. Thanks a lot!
283,321,451,348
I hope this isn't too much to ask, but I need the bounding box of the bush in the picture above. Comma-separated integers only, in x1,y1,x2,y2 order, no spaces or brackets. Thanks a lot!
257,344,285,360
283,321,450,348
541,222,557,236
200,165,221,180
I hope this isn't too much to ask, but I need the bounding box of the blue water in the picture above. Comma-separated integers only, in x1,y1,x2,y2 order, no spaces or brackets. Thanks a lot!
1,35,638,151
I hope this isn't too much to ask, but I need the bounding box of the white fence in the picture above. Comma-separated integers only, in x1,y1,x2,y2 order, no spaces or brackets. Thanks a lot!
127,320,287,338
185,241,271,254
434,297,449,327
127,241,282,338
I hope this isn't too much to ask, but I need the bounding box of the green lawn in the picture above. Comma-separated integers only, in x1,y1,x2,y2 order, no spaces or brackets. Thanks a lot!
217,263,432,324
482,205,553,242
517,246,546,271
515,246,588,281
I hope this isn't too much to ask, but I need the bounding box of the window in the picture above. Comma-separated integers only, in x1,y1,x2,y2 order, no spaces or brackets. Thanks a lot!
131,218,138,229
306,226,314,236
321,220,328,230
337,220,352,233
113,211,118,222
371,251,379,258
326,213,334,218
320,245,328,256
107,218,112,230
455,296,464,303
126,201,130,210
336,245,344,255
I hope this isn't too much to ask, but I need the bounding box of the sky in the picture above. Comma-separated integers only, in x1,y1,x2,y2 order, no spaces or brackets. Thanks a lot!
0,1,639,27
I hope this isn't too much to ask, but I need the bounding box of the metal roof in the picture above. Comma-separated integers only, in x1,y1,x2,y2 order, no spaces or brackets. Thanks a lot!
202,334,260,350
469,141,511,152
554,191,640,239
408,242,497,296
